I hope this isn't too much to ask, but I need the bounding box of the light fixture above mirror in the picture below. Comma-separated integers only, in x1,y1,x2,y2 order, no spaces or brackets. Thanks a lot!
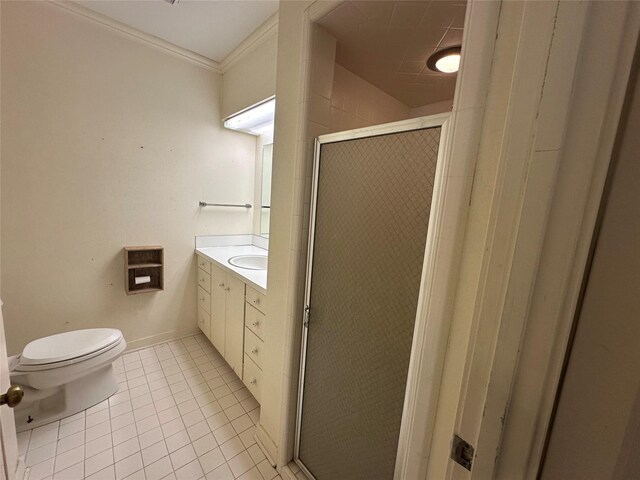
223,97,275,136
223,97,275,239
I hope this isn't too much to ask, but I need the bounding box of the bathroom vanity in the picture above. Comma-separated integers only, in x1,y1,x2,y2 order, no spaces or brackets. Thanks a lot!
193,99,272,406
195,236,267,404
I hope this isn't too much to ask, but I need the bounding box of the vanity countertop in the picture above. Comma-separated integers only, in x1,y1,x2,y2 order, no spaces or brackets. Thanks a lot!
196,245,267,294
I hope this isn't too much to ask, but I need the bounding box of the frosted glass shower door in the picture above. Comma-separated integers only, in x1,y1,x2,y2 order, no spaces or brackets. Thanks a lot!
295,126,443,480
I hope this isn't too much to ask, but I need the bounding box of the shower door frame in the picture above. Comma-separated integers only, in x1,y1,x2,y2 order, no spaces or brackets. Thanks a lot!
294,112,457,480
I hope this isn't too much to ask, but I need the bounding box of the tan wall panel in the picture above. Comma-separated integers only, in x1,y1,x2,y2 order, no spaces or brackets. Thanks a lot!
542,54,640,480
1,1,256,354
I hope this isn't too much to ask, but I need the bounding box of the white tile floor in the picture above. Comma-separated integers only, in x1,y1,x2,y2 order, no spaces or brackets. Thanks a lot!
18,334,281,480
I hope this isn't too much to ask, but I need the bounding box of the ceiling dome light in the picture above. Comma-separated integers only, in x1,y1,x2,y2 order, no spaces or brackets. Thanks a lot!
427,46,462,73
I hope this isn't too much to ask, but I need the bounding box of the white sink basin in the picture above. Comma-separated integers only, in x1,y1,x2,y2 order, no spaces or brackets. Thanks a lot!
228,255,268,270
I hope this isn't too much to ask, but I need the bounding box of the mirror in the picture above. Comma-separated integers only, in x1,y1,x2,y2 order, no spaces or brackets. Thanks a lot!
222,97,275,239
260,143,273,237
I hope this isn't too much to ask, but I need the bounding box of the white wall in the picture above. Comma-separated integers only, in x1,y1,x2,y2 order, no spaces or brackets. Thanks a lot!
309,25,446,138
409,99,454,118
330,64,412,131
256,0,314,463
307,25,337,141
0,1,256,355
321,32,449,133
221,27,278,119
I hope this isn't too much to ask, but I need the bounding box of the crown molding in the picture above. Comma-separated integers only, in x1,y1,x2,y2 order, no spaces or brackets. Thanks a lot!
50,1,222,73
220,12,278,74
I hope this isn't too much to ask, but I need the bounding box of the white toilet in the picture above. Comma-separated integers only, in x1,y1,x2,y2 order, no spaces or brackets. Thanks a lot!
9,328,126,432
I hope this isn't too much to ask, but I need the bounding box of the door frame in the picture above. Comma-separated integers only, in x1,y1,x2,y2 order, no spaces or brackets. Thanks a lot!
424,2,640,479
0,299,24,480
293,113,455,480
491,4,640,478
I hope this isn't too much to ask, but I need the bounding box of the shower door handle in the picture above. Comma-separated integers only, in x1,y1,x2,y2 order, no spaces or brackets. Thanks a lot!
0,385,24,408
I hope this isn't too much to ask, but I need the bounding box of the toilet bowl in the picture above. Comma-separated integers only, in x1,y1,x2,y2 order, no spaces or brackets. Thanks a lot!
9,328,126,432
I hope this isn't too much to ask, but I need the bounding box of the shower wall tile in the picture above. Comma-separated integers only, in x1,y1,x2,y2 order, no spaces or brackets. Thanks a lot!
329,64,411,132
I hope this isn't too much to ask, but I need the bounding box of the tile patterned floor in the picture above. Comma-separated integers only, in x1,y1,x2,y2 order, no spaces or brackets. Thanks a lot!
19,334,282,480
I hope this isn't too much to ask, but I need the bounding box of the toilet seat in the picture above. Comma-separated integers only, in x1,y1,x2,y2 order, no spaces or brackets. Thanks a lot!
14,328,124,371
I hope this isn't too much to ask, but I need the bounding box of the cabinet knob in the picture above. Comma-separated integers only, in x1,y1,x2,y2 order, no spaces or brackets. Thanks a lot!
252,321,259,327
251,348,258,355
219,282,225,288
250,378,257,385
225,287,231,292
253,299,260,305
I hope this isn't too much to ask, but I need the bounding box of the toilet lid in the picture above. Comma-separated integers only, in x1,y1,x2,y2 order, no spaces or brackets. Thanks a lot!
21,328,123,366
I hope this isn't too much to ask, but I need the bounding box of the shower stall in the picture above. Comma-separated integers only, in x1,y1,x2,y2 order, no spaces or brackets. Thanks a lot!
294,115,450,480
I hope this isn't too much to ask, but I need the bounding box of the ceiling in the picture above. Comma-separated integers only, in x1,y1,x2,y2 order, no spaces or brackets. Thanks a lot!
76,0,279,63
317,0,466,108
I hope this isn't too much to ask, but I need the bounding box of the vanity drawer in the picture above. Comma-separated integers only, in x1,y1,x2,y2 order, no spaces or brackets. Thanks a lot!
196,256,210,274
245,305,265,341
243,354,262,403
244,328,264,369
197,268,211,293
198,286,210,313
246,286,266,314
198,306,211,339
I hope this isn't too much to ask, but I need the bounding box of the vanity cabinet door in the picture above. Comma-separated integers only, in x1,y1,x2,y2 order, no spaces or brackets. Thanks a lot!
245,304,265,341
197,256,211,273
210,263,227,356
197,287,210,313
198,269,211,293
244,328,264,369
246,286,267,315
198,306,211,340
225,275,245,377
243,354,262,403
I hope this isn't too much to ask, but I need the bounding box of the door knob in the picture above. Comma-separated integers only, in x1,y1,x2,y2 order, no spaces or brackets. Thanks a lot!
0,385,24,408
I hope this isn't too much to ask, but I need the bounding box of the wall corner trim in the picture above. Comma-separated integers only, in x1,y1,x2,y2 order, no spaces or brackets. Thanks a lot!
220,12,278,74
49,1,222,73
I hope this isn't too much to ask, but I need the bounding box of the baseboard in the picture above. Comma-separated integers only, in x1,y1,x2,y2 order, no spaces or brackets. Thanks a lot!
280,464,299,480
124,327,201,351
255,423,278,467
17,456,27,480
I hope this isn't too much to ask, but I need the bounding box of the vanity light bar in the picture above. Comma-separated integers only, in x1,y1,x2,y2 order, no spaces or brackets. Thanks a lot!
223,97,275,136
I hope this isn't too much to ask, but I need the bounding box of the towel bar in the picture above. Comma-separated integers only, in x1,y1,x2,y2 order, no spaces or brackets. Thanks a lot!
198,202,252,208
